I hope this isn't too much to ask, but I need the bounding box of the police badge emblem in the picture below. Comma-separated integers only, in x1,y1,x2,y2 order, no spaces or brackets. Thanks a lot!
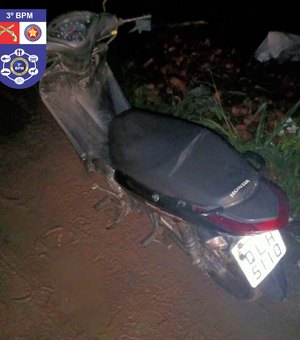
0,9,46,89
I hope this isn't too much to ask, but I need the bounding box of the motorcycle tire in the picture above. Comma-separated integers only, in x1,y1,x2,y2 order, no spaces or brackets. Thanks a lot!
256,262,287,303
203,246,262,301
203,247,287,302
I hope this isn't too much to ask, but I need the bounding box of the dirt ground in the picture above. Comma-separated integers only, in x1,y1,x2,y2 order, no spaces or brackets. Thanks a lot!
1,93,300,340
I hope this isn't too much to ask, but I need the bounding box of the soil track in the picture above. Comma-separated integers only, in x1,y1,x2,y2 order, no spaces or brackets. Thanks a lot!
1,93,300,339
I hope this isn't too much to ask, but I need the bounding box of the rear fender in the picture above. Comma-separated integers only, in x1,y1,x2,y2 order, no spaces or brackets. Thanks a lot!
258,263,287,303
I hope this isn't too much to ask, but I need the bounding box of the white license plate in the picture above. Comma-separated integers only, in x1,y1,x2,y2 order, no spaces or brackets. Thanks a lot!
231,230,286,288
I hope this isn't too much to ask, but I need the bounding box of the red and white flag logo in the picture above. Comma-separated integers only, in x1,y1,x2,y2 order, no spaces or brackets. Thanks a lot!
0,22,20,44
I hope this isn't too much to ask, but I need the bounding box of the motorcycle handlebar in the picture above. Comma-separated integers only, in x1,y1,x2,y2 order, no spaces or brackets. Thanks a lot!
46,11,151,55
45,11,151,73
118,14,152,26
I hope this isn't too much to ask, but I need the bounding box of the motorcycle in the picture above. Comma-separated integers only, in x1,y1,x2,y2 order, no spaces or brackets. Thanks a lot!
39,8,291,303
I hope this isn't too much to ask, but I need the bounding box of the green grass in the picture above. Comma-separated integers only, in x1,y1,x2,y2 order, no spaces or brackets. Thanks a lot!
129,78,300,218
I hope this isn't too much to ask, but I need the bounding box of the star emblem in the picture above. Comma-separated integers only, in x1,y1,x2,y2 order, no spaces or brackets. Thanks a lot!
28,27,38,37
24,25,41,42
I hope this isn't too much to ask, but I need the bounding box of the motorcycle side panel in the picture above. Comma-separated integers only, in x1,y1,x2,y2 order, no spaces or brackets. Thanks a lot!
39,62,130,166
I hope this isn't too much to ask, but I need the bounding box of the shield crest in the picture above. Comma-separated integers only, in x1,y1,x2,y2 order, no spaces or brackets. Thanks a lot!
0,9,46,89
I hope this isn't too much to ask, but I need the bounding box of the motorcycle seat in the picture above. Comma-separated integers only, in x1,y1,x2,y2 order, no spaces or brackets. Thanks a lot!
108,109,259,209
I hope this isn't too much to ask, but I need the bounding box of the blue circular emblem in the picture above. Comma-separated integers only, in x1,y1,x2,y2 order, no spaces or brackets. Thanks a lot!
24,24,42,42
0,48,38,86
10,57,29,76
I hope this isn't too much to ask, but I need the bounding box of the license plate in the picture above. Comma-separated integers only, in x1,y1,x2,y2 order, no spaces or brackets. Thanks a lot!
231,230,286,288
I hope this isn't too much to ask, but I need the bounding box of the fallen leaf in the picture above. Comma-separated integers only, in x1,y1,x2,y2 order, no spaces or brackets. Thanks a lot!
170,76,187,95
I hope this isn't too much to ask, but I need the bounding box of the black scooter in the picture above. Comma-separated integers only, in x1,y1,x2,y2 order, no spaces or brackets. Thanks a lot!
39,9,290,302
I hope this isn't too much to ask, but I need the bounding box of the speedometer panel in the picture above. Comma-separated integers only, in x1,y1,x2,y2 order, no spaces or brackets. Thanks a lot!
47,11,97,44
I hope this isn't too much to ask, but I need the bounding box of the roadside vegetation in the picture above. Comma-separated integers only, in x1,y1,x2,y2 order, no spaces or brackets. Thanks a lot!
117,25,300,218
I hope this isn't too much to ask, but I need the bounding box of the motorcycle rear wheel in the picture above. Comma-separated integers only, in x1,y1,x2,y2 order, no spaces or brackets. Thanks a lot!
203,247,262,301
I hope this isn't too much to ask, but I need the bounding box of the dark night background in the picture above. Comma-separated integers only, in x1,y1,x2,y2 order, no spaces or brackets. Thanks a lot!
1,1,300,136
1,1,300,53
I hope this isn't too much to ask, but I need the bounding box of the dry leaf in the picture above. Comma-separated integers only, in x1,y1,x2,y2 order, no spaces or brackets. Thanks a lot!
170,76,187,95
